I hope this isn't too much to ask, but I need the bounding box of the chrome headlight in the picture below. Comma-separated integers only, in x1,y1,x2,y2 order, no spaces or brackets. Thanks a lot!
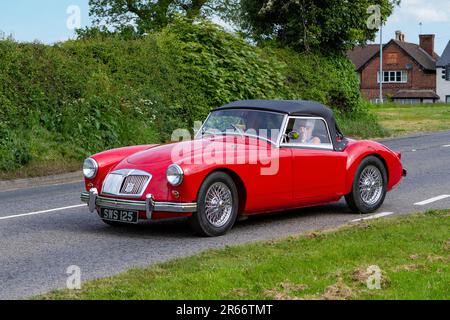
166,164,184,186
83,158,98,179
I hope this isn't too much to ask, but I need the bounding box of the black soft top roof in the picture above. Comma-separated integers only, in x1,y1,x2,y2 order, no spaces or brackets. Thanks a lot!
215,100,348,151
216,100,334,118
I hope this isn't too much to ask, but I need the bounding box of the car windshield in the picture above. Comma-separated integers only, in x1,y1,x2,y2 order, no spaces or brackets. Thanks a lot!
199,109,285,144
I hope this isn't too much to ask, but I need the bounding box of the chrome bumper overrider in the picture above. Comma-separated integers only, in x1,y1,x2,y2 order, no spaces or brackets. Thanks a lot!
81,188,197,220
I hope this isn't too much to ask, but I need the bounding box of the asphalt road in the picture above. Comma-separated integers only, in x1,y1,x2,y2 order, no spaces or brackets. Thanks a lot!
0,131,449,299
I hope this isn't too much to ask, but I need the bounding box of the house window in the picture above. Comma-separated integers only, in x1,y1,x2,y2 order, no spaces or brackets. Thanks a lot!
377,70,408,83
395,98,421,104
446,96,450,104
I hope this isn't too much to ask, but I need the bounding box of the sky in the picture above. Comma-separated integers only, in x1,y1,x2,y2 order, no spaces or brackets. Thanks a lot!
371,0,450,54
0,0,449,54
0,0,91,43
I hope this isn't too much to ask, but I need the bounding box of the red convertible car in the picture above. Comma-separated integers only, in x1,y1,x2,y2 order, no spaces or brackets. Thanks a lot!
81,100,406,236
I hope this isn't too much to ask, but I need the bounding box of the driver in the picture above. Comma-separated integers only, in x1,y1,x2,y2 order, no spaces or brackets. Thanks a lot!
293,119,321,145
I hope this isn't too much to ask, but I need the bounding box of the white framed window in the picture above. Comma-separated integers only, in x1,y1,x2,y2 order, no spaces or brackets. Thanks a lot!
377,70,408,83
281,117,333,150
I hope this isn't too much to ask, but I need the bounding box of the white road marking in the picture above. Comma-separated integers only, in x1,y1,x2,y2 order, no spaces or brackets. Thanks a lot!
351,212,394,223
442,144,450,148
0,204,86,221
414,195,450,206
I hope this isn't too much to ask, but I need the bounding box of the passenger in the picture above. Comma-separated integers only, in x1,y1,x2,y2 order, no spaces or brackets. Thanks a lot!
293,119,321,145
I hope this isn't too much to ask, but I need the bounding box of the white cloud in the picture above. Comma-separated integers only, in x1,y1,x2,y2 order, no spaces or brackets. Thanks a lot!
395,0,450,22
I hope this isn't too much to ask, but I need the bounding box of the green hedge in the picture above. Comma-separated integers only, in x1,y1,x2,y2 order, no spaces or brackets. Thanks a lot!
0,19,384,173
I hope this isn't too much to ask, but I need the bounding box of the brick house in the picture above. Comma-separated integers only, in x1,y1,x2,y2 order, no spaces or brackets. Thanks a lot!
347,32,440,103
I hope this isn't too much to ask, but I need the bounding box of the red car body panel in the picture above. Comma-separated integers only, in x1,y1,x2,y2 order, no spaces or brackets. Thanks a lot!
84,135,404,220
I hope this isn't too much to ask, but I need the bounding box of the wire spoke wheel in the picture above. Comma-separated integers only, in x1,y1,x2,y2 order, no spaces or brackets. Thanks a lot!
358,165,383,206
204,182,233,228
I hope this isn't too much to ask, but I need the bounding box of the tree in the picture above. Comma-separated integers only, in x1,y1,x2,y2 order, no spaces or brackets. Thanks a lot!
89,0,239,33
238,0,400,53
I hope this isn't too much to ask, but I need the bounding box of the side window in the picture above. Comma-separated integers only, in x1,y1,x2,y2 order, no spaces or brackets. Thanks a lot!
283,118,332,148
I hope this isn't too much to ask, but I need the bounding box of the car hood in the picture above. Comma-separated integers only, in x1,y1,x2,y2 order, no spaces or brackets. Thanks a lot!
126,136,269,166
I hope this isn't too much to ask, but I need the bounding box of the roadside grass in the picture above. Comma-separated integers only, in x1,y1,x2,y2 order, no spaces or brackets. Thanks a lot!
40,210,450,300
0,159,81,180
0,128,83,180
336,110,390,139
370,103,450,137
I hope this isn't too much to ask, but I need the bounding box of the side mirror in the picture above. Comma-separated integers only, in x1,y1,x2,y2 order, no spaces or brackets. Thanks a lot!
288,131,300,140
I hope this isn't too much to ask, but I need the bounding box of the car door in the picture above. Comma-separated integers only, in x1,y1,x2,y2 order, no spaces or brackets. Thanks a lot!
280,116,347,202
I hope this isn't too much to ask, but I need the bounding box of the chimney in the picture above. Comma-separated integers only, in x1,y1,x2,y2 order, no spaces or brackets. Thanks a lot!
419,34,435,56
395,30,405,42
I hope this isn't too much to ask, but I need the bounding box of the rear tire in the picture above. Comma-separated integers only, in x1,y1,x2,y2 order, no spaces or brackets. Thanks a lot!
190,172,239,237
345,156,387,214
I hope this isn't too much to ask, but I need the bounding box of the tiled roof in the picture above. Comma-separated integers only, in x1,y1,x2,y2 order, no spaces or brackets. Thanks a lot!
346,44,379,71
392,89,440,99
436,41,450,67
347,40,439,71
394,40,438,71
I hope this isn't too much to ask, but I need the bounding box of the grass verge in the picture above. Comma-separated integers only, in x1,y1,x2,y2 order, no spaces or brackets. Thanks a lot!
0,159,81,181
40,210,450,300
370,103,450,137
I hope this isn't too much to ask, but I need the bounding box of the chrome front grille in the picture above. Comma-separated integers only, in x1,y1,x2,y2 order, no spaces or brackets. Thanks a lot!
102,173,124,195
120,175,150,195
101,169,152,198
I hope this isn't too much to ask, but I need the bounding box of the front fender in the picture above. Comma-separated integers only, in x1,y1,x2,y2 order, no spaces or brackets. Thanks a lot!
344,140,404,194
85,144,159,191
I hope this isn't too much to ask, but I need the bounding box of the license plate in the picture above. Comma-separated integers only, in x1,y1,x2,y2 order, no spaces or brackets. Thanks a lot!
99,208,139,224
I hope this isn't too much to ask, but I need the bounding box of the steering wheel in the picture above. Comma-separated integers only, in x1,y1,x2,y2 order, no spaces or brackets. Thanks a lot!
228,124,245,137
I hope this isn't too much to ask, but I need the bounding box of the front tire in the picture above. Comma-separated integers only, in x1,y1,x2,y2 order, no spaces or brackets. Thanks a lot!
190,172,239,237
345,156,387,214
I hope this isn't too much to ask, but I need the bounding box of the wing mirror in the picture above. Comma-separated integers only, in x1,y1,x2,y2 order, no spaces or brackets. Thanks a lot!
288,131,300,140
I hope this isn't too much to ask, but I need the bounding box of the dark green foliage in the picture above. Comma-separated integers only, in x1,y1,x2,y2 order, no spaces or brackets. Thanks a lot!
239,0,400,53
274,48,363,112
0,122,31,171
0,19,383,173
88,0,239,33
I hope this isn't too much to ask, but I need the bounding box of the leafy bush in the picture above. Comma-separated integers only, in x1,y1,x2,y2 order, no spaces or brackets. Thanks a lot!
274,48,363,112
0,122,31,171
0,19,385,175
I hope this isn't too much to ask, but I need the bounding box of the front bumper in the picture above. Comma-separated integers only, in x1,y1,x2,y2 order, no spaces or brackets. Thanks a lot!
81,188,197,220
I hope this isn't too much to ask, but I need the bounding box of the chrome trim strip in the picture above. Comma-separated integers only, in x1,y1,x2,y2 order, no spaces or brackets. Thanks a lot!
281,143,334,150
81,192,197,214
276,114,289,147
